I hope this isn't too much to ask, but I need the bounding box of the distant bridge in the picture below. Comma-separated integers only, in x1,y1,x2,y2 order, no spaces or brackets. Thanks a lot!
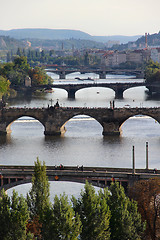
1,106,160,136
0,165,159,192
45,65,144,79
47,81,145,98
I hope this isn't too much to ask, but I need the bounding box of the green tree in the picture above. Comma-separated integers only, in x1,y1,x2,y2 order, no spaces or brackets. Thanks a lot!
145,60,160,83
13,56,30,72
27,158,51,239
6,51,11,62
17,47,23,57
72,181,110,240
0,189,29,240
0,76,10,98
27,158,51,220
47,193,82,240
84,52,90,66
107,182,145,240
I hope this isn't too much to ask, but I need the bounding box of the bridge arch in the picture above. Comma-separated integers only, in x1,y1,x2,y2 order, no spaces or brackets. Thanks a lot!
123,86,147,99
2,178,104,193
119,114,160,135
4,114,45,135
51,87,68,98
75,87,115,99
61,114,103,136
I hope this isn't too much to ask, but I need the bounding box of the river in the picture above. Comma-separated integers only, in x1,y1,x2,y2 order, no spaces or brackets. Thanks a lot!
2,72,160,199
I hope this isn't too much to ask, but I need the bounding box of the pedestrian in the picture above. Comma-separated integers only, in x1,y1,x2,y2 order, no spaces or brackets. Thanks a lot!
113,100,115,109
154,168,157,174
81,165,84,171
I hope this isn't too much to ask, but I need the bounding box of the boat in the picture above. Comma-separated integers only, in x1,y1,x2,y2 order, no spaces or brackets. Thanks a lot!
44,88,54,93
75,77,94,81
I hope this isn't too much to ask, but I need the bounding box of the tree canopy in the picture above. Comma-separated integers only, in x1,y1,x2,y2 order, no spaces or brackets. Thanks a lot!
72,181,111,240
108,182,145,240
0,76,10,99
0,56,52,88
145,60,160,83
0,189,29,240
129,178,160,240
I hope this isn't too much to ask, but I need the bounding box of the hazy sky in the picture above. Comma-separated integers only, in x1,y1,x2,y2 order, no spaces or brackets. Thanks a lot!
1,0,160,36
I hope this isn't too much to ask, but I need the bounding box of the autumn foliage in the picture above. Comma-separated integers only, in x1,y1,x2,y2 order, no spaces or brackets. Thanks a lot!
129,178,160,240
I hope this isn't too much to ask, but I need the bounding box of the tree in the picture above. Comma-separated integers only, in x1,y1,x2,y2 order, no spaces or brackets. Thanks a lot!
108,182,145,240
0,189,29,240
27,158,51,219
17,47,23,57
72,181,110,240
6,51,11,62
28,67,52,85
84,52,89,66
27,158,51,238
46,193,82,240
129,178,160,240
145,60,160,83
13,56,30,72
0,76,10,98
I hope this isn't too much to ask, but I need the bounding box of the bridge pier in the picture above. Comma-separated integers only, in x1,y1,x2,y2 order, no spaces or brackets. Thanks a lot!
102,121,121,136
115,88,124,99
59,71,66,79
68,89,76,98
44,122,66,136
0,123,11,135
99,71,106,79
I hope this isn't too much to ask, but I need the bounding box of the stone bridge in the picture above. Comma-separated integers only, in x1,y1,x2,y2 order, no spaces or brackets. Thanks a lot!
0,106,160,136
0,165,159,192
49,82,145,98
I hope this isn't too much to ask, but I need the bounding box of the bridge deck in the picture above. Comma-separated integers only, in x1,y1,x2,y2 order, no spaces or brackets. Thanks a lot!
0,166,159,192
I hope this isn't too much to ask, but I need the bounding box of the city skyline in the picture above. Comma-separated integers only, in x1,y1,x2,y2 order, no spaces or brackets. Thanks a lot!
1,0,160,36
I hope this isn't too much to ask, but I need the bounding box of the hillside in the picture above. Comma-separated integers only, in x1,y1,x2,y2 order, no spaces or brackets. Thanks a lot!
0,28,141,44
0,36,25,50
29,38,106,50
136,32,160,47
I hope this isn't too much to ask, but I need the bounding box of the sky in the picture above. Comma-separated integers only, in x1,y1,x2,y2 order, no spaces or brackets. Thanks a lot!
1,0,160,36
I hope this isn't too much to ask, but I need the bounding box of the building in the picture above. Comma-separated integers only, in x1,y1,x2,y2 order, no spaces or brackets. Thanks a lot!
126,50,143,63
102,51,126,67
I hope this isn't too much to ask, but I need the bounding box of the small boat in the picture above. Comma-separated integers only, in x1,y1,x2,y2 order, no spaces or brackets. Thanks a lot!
44,88,54,93
75,77,94,81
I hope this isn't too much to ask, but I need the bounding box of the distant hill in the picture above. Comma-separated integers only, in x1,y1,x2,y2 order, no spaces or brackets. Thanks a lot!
0,28,141,44
136,32,160,47
92,35,142,44
0,35,106,51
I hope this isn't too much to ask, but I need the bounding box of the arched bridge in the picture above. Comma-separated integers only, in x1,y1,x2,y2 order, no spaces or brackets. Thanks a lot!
0,165,159,192
0,106,160,136
44,82,146,98
46,66,143,79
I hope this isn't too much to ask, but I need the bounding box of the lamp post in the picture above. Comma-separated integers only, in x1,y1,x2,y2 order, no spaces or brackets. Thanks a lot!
146,142,149,170
132,146,135,174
